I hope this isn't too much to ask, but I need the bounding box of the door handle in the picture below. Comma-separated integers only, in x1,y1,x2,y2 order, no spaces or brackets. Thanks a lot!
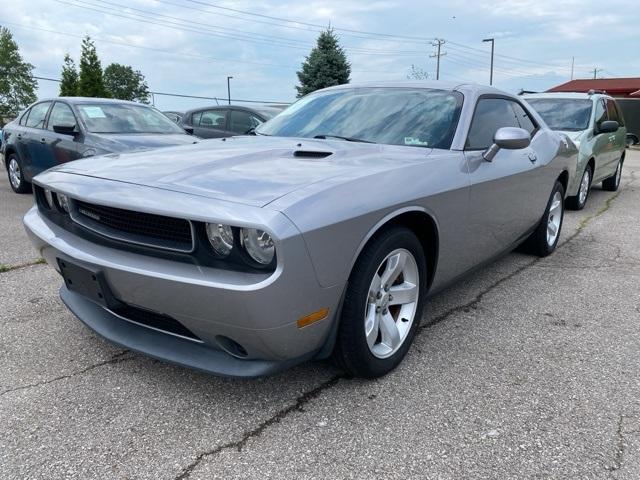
40,138,46,144
17,134,21,139
528,153,537,163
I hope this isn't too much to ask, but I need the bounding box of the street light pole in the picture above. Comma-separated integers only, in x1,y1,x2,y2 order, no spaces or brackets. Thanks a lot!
482,38,495,86
227,76,233,105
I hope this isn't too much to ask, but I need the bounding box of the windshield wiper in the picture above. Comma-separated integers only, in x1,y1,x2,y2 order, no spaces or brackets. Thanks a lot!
313,134,374,143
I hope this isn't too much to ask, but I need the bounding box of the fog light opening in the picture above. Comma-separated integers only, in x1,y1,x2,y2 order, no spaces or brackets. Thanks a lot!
215,335,249,359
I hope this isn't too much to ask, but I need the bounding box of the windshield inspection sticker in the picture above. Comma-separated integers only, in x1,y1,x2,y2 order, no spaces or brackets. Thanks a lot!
81,106,107,118
404,137,429,146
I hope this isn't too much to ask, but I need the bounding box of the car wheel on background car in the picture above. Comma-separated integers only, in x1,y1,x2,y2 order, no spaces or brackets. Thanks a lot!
333,227,427,378
6,153,31,194
522,180,565,257
602,159,623,192
566,166,592,210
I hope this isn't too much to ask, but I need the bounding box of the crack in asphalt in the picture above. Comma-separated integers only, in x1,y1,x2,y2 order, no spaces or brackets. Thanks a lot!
171,172,638,477
0,257,46,274
0,350,133,397
173,374,346,480
608,414,627,475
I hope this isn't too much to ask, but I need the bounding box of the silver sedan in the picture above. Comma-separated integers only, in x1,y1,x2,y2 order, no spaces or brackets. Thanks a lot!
23,82,577,378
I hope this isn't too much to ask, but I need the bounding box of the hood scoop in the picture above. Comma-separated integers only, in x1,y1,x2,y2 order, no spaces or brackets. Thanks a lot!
293,150,333,159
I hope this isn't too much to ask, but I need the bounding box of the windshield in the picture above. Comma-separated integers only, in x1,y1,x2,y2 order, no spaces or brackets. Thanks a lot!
257,87,463,149
525,98,593,131
77,103,185,134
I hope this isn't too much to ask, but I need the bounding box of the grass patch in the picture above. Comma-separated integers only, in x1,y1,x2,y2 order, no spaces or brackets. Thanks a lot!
0,257,47,273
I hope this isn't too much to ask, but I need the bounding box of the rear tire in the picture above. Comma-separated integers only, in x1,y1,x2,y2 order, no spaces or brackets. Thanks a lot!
333,227,427,378
602,159,623,192
566,166,591,210
6,153,31,194
522,180,565,257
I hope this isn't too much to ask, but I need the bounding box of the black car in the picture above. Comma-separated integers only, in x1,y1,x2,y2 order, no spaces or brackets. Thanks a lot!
180,105,282,139
2,98,196,193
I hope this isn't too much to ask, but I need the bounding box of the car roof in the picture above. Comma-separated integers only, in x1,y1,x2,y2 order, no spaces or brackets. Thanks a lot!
523,92,611,101
317,80,513,98
38,97,149,106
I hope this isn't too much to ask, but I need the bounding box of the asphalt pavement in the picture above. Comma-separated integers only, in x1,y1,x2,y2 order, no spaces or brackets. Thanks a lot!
1,151,639,479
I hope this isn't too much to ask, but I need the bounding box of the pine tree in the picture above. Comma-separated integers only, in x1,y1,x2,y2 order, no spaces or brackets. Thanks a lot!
77,36,105,97
59,53,79,96
295,28,350,98
0,26,37,119
103,63,150,103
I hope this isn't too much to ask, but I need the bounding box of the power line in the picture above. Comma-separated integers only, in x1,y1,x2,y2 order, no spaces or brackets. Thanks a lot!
33,75,291,104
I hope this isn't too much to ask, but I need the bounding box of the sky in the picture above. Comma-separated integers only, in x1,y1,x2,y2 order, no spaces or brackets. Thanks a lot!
3,0,640,111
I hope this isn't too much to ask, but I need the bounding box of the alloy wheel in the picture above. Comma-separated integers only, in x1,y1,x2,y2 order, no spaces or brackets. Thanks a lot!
364,248,419,359
578,169,590,206
616,162,622,187
546,191,563,246
8,158,21,190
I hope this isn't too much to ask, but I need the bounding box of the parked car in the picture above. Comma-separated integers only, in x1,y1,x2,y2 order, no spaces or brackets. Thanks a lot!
24,82,575,378
2,98,197,194
162,111,184,124
524,92,627,209
180,105,282,138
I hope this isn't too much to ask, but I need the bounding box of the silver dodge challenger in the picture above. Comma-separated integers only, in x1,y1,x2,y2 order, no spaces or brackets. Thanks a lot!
23,82,577,378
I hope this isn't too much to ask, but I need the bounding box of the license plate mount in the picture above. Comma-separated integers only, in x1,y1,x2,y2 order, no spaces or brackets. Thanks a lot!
57,258,118,308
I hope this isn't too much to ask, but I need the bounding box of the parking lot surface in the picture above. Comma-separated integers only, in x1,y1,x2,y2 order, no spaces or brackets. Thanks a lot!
1,151,639,479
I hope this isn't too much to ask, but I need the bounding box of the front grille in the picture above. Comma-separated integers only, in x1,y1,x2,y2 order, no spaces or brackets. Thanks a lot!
110,304,202,342
72,200,193,252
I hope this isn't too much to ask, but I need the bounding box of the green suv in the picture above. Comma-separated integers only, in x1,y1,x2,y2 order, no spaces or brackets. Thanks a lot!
524,92,627,209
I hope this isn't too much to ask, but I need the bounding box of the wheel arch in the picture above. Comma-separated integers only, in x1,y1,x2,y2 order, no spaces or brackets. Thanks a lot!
351,207,439,292
557,169,569,196
3,146,17,168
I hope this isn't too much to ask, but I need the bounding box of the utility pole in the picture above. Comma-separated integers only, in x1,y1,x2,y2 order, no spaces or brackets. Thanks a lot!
430,39,446,80
482,38,495,85
593,68,602,79
571,57,574,80
227,76,233,105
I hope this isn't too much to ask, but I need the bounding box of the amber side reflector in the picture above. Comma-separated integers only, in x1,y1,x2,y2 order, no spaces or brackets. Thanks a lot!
297,308,329,328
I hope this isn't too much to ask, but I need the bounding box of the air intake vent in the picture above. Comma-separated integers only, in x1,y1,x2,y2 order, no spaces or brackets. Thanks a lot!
293,150,332,158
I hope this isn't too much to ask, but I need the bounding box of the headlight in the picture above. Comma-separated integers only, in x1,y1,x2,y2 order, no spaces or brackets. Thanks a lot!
206,223,234,257
43,189,54,209
240,228,275,265
57,193,71,213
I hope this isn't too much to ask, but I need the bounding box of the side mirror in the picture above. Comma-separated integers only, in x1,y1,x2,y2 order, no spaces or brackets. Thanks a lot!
52,124,78,136
483,127,531,162
183,126,194,135
598,120,619,134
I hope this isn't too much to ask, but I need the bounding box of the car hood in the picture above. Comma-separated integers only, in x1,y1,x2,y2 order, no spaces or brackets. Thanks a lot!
556,130,585,143
89,132,197,152
53,136,430,207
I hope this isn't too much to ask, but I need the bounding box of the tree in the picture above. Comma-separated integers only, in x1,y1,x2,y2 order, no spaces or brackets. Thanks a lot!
407,64,429,80
0,27,37,118
77,36,106,97
103,63,150,103
295,28,350,98
59,54,79,96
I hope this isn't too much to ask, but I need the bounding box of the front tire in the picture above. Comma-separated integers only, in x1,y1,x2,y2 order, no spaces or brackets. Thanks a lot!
523,180,565,257
602,159,623,192
333,227,427,378
6,153,30,194
566,166,591,210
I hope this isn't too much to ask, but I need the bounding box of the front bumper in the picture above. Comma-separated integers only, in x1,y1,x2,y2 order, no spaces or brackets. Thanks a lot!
24,205,343,377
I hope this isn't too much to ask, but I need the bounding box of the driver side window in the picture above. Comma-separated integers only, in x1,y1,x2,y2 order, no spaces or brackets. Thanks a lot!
594,99,607,130
466,98,520,150
47,102,77,131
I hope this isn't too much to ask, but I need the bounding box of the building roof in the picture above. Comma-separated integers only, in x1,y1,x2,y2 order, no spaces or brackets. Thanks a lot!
547,78,640,97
